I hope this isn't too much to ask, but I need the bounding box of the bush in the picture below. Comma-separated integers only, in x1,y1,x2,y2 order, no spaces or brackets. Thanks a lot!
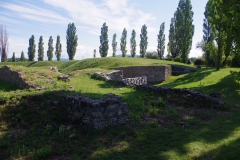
166,54,172,61
194,58,206,65
208,58,215,67
231,56,240,67
225,56,233,66
173,56,181,62
145,51,158,59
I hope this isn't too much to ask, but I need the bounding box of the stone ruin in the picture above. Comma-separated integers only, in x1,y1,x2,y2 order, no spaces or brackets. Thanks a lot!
92,71,147,86
136,85,225,109
122,76,147,86
57,75,70,82
63,94,131,129
0,66,38,89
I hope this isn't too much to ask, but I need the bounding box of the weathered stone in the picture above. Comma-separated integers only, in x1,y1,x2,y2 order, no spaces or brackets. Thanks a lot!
0,66,40,89
58,75,70,82
135,84,225,109
209,92,221,99
63,93,130,129
69,133,76,138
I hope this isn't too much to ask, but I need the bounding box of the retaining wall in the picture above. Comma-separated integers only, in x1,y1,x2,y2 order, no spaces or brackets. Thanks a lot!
64,94,131,129
0,66,35,89
115,65,172,83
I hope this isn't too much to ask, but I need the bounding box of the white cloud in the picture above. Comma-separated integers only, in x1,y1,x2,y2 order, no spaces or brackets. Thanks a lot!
43,0,156,32
0,2,70,25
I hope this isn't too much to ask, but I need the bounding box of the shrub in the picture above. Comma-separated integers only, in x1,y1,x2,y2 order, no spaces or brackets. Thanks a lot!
231,56,240,67
225,56,233,66
145,51,158,59
194,58,206,65
173,56,181,62
166,54,172,61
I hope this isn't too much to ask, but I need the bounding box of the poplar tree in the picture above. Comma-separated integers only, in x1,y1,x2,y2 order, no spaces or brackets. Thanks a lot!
112,33,117,57
38,36,44,61
157,22,165,59
55,35,62,61
120,28,127,57
175,0,194,63
20,51,25,62
130,30,136,57
47,36,54,61
93,49,96,58
168,16,179,59
12,52,15,62
66,23,78,60
99,22,109,57
28,35,36,61
140,24,148,58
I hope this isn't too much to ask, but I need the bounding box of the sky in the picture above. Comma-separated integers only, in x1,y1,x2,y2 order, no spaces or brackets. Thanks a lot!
0,0,208,60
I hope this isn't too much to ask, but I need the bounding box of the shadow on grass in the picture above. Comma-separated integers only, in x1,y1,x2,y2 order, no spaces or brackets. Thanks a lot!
0,79,240,159
161,68,217,88
0,80,19,92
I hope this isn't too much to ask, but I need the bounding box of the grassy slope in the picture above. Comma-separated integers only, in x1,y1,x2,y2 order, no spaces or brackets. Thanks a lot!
0,58,240,159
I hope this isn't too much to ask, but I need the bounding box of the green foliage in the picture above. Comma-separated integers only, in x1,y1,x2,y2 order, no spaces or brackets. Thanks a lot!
12,52,15,62
120,28,127,57
28,35,36,61
194,58,206,65
230,71,240,95
20,51,25,62
112,33,117,57
175,0,194,63
99,22,109,57
168,16,179,59
47,36,54,61
0,93,10,104
231,55,240,67
157,22,165,59
55,35,62,61
66,23,78,60
38,36,44,61
140,24,148,58
206,42,219,67
130,30,136,57
145,51,158,59
173,56,182,62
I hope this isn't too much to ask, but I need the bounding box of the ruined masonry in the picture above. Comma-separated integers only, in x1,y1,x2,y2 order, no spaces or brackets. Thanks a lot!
0,66,36,89
64,94,131,129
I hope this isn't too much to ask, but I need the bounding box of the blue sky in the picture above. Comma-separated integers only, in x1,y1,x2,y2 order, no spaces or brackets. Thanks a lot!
0,0,208,60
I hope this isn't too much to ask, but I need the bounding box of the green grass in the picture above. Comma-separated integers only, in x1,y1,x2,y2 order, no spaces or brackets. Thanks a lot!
0,58,240,159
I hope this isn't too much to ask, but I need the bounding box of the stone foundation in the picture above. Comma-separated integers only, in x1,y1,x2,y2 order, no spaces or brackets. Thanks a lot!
136,85,226,109
116,65,172,83
0,66,36,89
122,76,147,86
64,94,131,129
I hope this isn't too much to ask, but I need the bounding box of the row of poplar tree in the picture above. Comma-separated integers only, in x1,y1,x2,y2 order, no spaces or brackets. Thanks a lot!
98,23,165,59
98,0,194,63
13,23,78,62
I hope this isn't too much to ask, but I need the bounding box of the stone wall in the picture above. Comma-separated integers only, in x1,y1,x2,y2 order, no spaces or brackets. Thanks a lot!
115,65,172,83
64,94,131,129
122,76,147,86
0,66,35,89
106,70,123,81
136,85,225,109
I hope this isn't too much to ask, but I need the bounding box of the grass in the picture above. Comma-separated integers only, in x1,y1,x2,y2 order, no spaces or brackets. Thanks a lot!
0,58,240,159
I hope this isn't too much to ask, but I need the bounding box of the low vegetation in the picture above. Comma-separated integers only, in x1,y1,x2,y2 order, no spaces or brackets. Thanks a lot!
0,58,240,159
